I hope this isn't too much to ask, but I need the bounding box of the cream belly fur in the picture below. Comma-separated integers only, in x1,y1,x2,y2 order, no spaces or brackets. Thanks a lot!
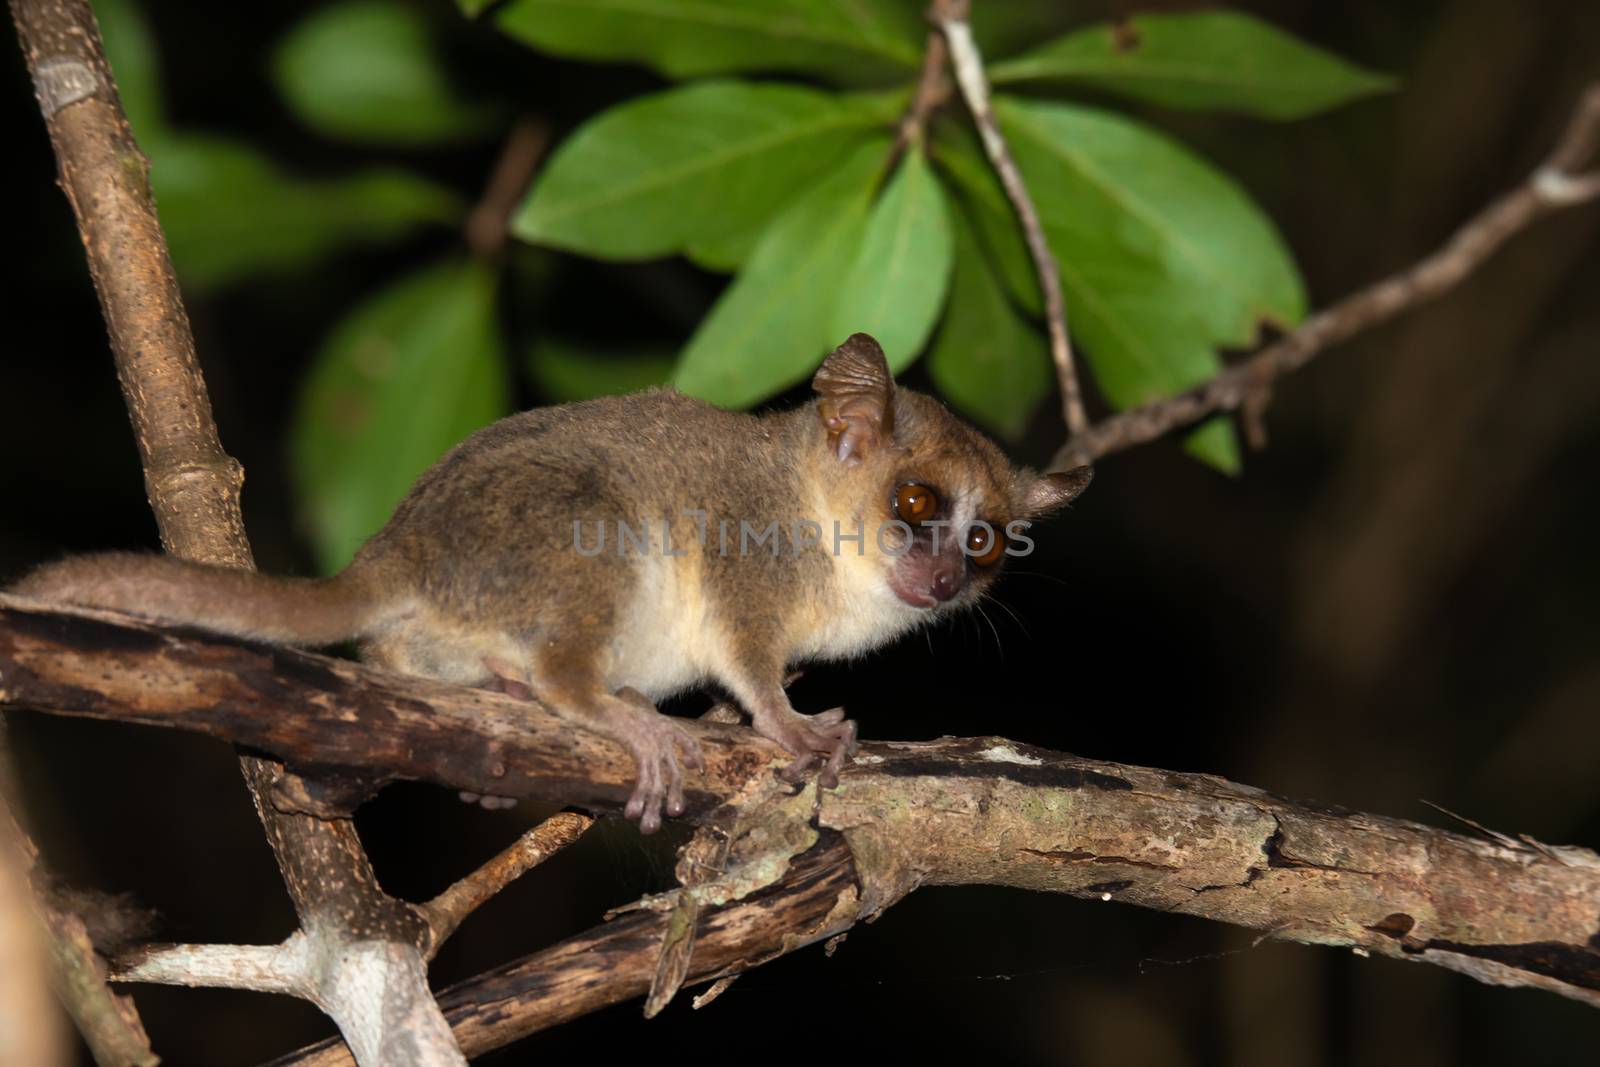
602,541,714,701
603,516,930,699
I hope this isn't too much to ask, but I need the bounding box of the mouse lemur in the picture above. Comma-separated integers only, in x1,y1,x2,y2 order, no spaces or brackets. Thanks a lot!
14,333,1091,831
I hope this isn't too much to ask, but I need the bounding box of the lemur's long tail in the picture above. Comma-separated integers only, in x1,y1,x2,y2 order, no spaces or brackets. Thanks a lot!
9,552,379,647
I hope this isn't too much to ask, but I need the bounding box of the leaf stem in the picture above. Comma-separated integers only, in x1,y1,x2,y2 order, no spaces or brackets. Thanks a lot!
466,118,550,259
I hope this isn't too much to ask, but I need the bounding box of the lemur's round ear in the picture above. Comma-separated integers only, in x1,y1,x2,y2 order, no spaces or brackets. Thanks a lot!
813,333,895,465
1022,466,1093,516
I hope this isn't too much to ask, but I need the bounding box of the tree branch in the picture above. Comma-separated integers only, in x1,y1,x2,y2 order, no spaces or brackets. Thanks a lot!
272,772,1600,1067
0,784,123,1066
266,838,862,1067
932,0,1089,439
1053,81,1600,470
464,118,549,259
12,3,1600,1057
0,596,762,814
0,839,69,1067
114,939,310,997
420,811,594,958
890,28,949,162
4,598,1597,1051
7,2,460,1062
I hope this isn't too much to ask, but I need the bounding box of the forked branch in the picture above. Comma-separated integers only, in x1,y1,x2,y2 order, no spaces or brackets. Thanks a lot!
7,1,461,1062
3,598,1597,1044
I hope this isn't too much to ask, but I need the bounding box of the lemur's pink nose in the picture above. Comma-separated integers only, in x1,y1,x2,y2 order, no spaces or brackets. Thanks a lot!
930,561,965,602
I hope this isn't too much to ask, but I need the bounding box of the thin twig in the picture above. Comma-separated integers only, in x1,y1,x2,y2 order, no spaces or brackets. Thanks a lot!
465,118,549,259
889,29,950,164
421,811,594,957
932,0,1089,439
1054,81,1600,469
0,785,131,1066
1419,799,1526,851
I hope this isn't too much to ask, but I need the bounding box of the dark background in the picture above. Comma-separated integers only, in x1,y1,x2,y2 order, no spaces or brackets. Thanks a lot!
4,1,1599,1064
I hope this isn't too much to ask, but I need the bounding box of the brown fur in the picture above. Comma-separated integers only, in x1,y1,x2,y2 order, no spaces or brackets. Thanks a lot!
11,334,1089,831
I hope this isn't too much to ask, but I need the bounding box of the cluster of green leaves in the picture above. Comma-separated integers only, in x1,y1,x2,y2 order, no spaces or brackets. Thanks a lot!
93,0,1387,572
97,0,508,572
503,3,1390,470
96,0,472,292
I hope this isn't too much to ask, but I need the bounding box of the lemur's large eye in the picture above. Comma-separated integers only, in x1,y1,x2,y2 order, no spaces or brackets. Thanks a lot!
966,523,1006,567
894,483,939,524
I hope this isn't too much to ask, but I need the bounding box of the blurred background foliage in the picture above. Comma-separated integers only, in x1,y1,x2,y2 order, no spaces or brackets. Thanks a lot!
3,1,1599,1064
99,0,1390,570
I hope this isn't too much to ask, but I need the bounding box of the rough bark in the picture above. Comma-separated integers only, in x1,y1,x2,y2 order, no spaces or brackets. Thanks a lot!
9,0,251,566
7,2,459,1061
264,837,861,1067
3,598,1596,1026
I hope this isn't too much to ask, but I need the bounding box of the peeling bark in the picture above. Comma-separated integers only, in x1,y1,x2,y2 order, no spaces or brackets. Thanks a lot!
3,599,1596,1027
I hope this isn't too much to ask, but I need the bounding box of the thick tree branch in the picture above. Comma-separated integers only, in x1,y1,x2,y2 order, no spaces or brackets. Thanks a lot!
7,2,460,1062
932,0,1089,439
274,771,1600,1067
1053,81,1600,469
4,598,1597,1041
0,597,762,814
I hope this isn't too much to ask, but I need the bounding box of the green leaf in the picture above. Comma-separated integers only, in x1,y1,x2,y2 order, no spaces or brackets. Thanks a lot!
990,11,1393,121
967,4,1083,63
94,0,166,141
927,208,1052,441
152,135,463,291
1183,417,1241,474
292,259,510,573
998,96,1305,343
930,127,1042,317
673,138,888,408
830,148,953,372
493,0,923,84
933,99,1298,472
526,340,674,402
274,0,496,145
514,82,895,268
935,120,1215,406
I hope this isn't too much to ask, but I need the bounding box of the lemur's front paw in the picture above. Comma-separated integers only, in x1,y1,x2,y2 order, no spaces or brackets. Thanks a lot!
755,706,858,790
